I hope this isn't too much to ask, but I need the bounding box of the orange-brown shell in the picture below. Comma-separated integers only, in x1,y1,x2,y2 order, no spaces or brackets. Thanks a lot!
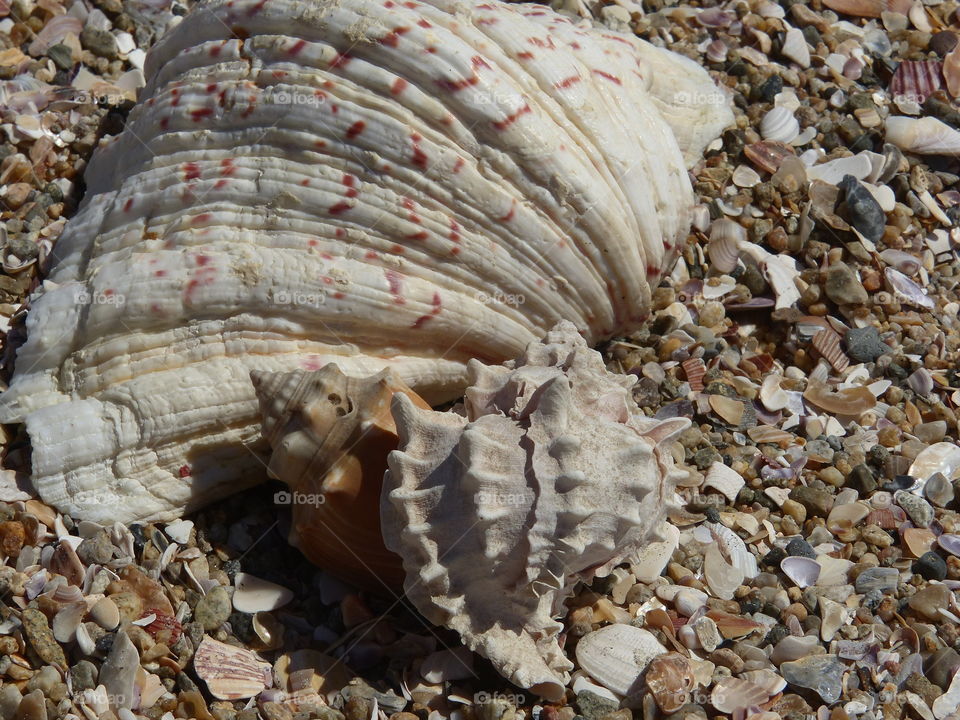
252,364,429,591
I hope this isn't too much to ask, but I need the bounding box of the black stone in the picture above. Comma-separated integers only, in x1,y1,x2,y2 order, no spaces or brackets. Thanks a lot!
914,551,948,581
847,464,878,495
845,326,889,363
785,538,817,559
762,547,787,569
753,75,783,103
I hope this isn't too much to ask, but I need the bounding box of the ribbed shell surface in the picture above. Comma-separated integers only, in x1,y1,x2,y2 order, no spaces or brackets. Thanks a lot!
0,0,731,522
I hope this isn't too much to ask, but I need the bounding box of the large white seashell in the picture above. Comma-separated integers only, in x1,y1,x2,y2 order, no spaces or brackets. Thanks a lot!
382,322,690,700
0,0,732,525
575,624,668,698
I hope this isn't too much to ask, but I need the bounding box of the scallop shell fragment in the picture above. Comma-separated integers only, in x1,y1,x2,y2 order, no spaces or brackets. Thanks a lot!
575,624,668,697
383,322,690,700
194,635,272,700
0,0,733,525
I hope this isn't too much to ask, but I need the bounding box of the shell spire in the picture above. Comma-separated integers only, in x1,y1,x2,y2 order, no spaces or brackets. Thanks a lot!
382,321,691,699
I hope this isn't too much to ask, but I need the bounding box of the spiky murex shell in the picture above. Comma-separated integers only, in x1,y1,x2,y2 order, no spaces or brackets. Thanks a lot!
382,321,690,699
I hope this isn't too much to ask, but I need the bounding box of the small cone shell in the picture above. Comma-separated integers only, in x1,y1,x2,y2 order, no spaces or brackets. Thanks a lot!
253,364,429,591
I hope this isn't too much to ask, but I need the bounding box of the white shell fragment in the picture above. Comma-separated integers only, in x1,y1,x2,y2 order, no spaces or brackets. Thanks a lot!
885,116,960,156
232,573,294,613
0,0,733,525
575,624,668,697
780,556,821,588
382,322,690,700
702,462,745,502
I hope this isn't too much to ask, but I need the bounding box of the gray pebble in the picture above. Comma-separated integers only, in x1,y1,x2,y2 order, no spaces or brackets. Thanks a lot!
47,44,75,71
854,566,899,595
785,538,816,559
576,691,618,720
824,261,868,306
69,661,98,692
194,585,232,632
77,531,115,565
839,174,886,243
781,654,845,703
80,27,120,59
913,551,947,581
895,490,934,528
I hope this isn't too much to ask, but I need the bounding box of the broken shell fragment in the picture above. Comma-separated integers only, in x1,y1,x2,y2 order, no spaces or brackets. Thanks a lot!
780,556,821,588
232,573,294,614
702,462,745,503
645,653,696,712
194,635,272,700
575,624,668,697
803,381,876,415
885,116,960,156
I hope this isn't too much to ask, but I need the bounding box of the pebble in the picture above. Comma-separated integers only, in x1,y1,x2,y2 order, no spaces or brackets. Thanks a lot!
576,691,619,720
14,689,46,720
895,490,934,528
0,521,25,559
77,531,115,565
824,262,868,306
785,538,816,559
927,647,960,690
195,585,232,631
839,175,886,243
844,327,888,364
854,567,899,594
80,27,120,59
789,486,834,517
69,660,99,692
21,608,68,668
780,655,845,703
913,551,947,581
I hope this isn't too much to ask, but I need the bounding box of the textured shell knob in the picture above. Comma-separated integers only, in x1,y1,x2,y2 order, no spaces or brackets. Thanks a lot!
382,321,690,700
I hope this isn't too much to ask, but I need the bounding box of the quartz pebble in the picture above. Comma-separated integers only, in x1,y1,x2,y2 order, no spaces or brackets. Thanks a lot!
780,655,845,703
